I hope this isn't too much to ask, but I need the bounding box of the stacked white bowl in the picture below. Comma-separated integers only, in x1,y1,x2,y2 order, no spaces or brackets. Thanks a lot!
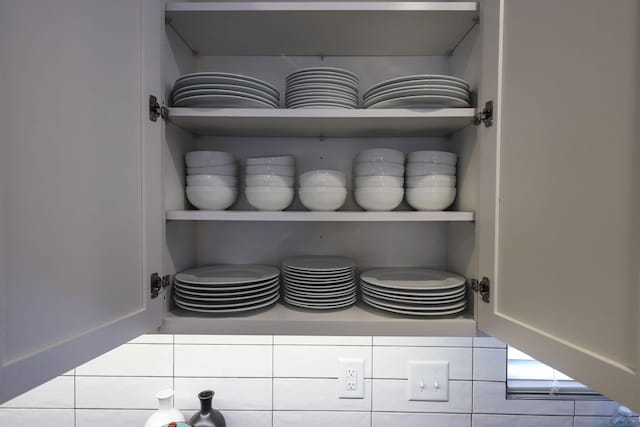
298,170,348,211
353,149,405,211
406,151,457,211
245,155,296,211
185,151,237,210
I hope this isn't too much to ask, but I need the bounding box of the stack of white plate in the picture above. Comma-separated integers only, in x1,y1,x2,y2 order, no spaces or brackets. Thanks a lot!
174,265,281,314
186,151,237,210
172,72,279,109
298,170,348,211
285,67,359,109
282,256,357,309
363,74,470,109
245,155,295,211
360,268,467,316
354,149,405,211
406,151,457,211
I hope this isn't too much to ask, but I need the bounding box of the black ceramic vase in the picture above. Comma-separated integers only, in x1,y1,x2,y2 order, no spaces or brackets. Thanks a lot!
189,390,226,427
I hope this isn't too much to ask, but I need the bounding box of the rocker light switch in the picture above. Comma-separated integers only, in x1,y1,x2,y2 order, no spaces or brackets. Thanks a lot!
407,360,449,401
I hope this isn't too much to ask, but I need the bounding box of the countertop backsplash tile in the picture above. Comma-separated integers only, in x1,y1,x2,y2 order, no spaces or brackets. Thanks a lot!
0,334,625,427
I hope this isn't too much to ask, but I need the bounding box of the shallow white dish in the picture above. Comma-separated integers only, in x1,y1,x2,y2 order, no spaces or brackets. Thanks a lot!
286,75,359,91
365,80,470,100
286,82,359,95
245,174,294,187
407,151,457,165
362,294,466,312
360,281,466,297
284,291,356,304
283,272,354,284
355,175,404,188
287,98,358,108
176,264,280,285
187,164,237,176
284,282,356,294
287,67,359,82
299,187,347,211
406,187,456,211
286,90,358,103
360,268,465,290
366,94,470,109
354,161,404,177
406,174,456,188
283,256,355,272
355,187,403,211
362,295,466,316
174,94,277,109
355,148,405,165
185,151,235,168
175,294,280,313
364,74,470,97
173,88,278,107
246,186,294,211
187,174,237,187
285,287,355,299
362,285,466,302
363,87,469,108
245,164,295,176
406,163,455,177
173,83,279,104
288,103,356,110
175,279,280,296
174,72,279,98
299,170,347,188
246,155,295,166
186,185,237,210
284,295,356,310
363,84,469,103
175,286,279,302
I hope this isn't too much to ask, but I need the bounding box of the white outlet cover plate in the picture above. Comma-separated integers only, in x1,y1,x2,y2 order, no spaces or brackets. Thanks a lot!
338,358,365,399
408,360,449,401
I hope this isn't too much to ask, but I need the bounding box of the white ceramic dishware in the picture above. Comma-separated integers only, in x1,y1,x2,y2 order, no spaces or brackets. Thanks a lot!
355,148,405,164
245,164,295,176
246,155,295,166
187,164,237,176
245,174,294,187
355,175,403,188
187,174,237,187
406,174,456,188
185,151,235,167
186,186,237,210
366,94,469,109
176,264,280,284
406,187,456,211
174,94,277,109
363,74,470,97
299,170,347,187
354,161,404,177
246,186,294,211
407,151,457,165
173,83,279,104
299,187,347,211
355,187,404,211
406,163,455,177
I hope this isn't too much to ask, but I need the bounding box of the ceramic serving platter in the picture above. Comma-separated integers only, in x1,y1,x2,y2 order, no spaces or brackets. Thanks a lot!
176,265,280,285
366,95,470,109
360,268,465,290
174,94,277,109
175,295,280,313
174,72,279,98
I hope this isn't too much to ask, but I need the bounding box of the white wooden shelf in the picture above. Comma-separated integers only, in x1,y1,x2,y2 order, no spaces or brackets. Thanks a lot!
166,210,475,222
168,108,476,137
165,2,479,56
162,302,476,336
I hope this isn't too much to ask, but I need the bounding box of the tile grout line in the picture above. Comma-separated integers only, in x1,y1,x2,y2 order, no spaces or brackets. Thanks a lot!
172,334,176,410
74,369,77,427
370,336,374,427
271,335,275,427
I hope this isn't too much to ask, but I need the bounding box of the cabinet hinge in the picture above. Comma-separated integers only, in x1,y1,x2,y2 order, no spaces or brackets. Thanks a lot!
149,95,169,122
469,277,490,303
151,273,171,299
474,100,493,127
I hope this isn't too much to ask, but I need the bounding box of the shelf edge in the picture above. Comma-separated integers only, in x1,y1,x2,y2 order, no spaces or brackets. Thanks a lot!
166,210,475,222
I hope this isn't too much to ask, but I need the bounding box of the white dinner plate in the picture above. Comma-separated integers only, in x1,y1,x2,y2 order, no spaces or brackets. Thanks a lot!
176,265,280,285
174,94,277,109
286,77,358,91
363,87,470,107
289,104,357,110
287,67,359,81
175,287,279,303
283,274,355,284
364,74,470,96
174,72,279,98
360,268,465,290
175,279,280,296
175,284,280,301
173,88,279,106
285,286,356,298
173,83,279,103
283,282,356,293
283,256,356,271
361,284,466,302
363,296,466,316
283,269,354,281
286,91,358,102
364,79,470,99
360,281,466,297
361,288,465,305
175,291,279,308
367,95,470,109
284,296,356,309
287,71,358,83
282,266,354,277
362,294,466,311
287,100,358,109
287,82,359,94
175,294,280,313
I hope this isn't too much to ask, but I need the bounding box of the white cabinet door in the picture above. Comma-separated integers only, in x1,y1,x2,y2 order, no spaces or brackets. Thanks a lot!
477,0,640,409
0,0,164,402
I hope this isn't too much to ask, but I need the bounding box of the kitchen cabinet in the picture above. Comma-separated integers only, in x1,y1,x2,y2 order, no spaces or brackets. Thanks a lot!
1,0,638,411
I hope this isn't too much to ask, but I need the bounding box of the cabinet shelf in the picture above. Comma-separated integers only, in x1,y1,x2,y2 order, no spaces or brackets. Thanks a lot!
165,2,479,56
166,210,475,222
162,302,476,336
168,108,476,137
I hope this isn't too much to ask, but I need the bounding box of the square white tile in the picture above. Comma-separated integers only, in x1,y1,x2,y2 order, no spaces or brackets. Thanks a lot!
175,345,272,377
372,380,472,413
373,412,471,427
76,409,155,427
175,335,272,345
76,376,173,409
473,348,506,381
128,334,174,344
0,409,74,426
1,376,74,408
274,336,371,346
76,344,173,377
472,381,574,415
174,378,272,410
216,410,272,427
473,337,507,348
274,411,371,427
274,345,371,378
373,347,472,380
274,378,371,411
373,337,472,347
573,416,610,427
472,414,573,427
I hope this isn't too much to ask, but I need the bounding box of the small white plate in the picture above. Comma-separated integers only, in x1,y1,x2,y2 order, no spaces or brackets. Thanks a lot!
282,266,354,277
174,72,279,98
175,295,279,313
287,82,359,95
173,84,279,103
284,290,356,302
284,282,356,293
366,95,470,109
176,287,279,302
283,273,355,284
361,287,465,305
364,84,469,102
176,265,280,285
175,279,279,296
364,80,469,99
287,72,358,85
173,88,278,107
360,268,465,290
285,286,356,298
364,74,470,96
287,67,359,81
283,256,355,272
360,281,466,297
175,283,280,299
286,77,358,91
361,284,465,301
287,99,358,108
289,104,356,110
284,296,356,309
175,291,279,309
363,296,466,316
283,269,354,281
286,91,358,102
174,94,276,109
363,294,466,312
364,87,470,107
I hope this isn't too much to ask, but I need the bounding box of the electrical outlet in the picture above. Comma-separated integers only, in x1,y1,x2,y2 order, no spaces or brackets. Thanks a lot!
338,358,365,398
407,360,449,401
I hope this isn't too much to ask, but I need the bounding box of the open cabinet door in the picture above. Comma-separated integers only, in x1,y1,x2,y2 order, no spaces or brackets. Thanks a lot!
0,0,164,402
477,0,640,409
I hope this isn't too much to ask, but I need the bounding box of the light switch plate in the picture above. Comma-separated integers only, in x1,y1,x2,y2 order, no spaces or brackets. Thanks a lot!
407,360,449,401
338,358,365,399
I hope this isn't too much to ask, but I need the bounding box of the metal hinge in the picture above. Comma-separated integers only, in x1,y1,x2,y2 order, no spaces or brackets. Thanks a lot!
149,95,168,122
474,100,493,127
469,277,490,303
151,273,171,299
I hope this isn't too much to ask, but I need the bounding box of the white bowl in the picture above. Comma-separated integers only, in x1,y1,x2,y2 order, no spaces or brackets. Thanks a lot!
355,175,403,188
407,151,457,165
406,163,456,177
406,187,456,211
187,174,238,187
299,187,347,211
246,186,294,211
246,164,295,176
245,174,295,187
246,155,295,166
406,174,456,188
185,151,235,167
354,161,404,177
355,148,405,164
355,187,404,211
186,185,237,210
187,164,237,176
299,170,347,187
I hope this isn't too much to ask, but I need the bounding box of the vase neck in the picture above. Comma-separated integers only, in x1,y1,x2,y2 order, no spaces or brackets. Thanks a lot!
200,397,212,413
158,395,173,411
